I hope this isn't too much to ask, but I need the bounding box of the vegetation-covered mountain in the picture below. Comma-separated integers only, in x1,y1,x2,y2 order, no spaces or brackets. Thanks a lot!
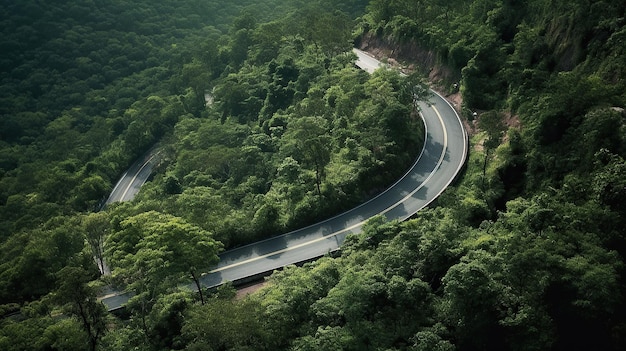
1,0,625,350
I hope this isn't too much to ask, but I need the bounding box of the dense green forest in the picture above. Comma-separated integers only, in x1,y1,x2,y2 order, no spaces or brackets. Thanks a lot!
1,0,626,350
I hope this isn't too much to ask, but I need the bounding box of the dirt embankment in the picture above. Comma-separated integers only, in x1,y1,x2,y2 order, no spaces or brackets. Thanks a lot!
357,34,521,137
357,34,474,131
357,33,459,90
235,281,268,299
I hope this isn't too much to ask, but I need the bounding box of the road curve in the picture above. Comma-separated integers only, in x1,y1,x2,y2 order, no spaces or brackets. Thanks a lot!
104,147,161,205
100,50,467,311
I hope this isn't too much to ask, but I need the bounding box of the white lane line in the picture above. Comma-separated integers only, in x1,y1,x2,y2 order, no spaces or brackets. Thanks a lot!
106,169,130,204
119,152,159,201
380,103,448,217
432,90,468,176
425,91,468,207
208,104,448,274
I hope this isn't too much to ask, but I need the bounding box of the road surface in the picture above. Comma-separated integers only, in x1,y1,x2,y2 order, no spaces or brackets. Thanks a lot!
100,49,467,311
104,147,161,205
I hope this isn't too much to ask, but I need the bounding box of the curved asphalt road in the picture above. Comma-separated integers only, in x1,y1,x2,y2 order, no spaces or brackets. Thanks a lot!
104,147,162,205
94,147,161,275
100,50,467,311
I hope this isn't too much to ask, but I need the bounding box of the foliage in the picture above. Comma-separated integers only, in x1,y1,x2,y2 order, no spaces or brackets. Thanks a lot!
54,266,108,351
361,0,626,112
141,29,425,249
0,0,373,308
2,1,626,351
105,211,221,307
182,298,270,350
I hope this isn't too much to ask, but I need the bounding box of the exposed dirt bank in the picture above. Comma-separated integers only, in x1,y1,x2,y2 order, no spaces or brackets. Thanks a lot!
235,281,267,299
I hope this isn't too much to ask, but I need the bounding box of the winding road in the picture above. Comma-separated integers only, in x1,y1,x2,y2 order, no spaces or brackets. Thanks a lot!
104,147,162,205
100,49,467,311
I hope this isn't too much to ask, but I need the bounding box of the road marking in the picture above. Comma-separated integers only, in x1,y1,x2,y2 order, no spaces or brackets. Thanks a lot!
380,103,448,217
102,53,466,310
119,152,159,201
209,103,448,274
105,169,130,205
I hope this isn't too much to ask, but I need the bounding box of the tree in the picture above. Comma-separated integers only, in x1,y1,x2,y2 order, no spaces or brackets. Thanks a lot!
283,116,332,196
180,58,212,115
163,174,182,195
145,292,190,350
593,150,626,214
290,326,355,351
228,10,257,67
71,174,109,211
182,298,270,350
440,253,508,350
477,110,506,191
410,324,455,351
55,266,107,351
82,212,110,274
302,7,353,57
258,259,342,345
107,211,222,305
0,315,87,351
402,72,431,115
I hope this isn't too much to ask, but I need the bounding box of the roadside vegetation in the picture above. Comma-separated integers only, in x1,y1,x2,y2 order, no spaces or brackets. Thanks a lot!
1,0,625,350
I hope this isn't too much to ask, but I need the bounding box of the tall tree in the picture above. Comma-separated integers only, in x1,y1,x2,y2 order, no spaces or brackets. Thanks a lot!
55,266,107,351
283,116,332,196
477,111,506,191
82,212,110,274
182,298,270,350
107,211,222,306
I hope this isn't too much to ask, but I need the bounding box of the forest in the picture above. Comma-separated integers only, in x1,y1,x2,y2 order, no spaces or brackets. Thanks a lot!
1,0,625,350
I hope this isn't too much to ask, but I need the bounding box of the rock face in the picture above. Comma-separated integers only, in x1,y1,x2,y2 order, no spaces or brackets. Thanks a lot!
356,33,459,86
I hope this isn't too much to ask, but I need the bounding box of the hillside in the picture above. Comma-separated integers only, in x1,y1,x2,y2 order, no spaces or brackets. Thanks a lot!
1,0,625,350
236,1,626,350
